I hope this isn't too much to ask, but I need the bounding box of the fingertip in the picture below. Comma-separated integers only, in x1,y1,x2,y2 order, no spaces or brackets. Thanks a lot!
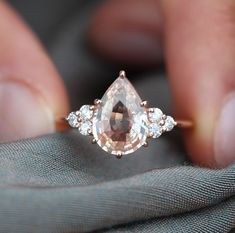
88,0,163,66
214,93,235,168
0,81,55,142
0,2,69,142
162,0,235,168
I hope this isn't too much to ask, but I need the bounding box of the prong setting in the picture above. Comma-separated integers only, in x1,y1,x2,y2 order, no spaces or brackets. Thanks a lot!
119,70,126,79
92,138,97,144
148,108,154,113
94,99,102,105
75,111,80,116
159,120,165,126
116,152,123,159
143,141,148,147
87,129,93,136
140,100,148,107
162,114,167,120
148,132,154,138
89,105,95,110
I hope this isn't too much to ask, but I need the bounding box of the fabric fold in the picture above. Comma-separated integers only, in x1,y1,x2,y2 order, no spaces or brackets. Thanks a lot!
0,133,234,232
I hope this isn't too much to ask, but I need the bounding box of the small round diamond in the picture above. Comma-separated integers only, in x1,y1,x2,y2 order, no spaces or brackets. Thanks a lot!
79,121,92,135
67,112,79,128
164,116,176,131
148,123,162,138
148,108,163,123
79,105,93,120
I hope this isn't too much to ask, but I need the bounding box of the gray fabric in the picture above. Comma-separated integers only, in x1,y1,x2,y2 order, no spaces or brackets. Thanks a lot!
0,133,234,233
1,0,235,232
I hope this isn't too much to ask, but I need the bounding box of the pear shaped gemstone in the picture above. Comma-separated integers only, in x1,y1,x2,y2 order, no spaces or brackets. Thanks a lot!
92,76,149,155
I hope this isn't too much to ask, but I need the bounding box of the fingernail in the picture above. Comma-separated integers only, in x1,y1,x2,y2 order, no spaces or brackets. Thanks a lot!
0,81,55,142
215,93,235,167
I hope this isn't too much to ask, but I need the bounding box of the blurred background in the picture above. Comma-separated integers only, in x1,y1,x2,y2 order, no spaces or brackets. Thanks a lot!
7,0,187,172
8,0,166,108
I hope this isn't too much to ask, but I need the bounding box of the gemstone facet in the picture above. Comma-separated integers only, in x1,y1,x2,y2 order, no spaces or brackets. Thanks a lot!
67,112,79,128
79,105,93,120
163,116,176,131
79,121,92,135
148,108,163,123
148,123,162,138
92,76,149,155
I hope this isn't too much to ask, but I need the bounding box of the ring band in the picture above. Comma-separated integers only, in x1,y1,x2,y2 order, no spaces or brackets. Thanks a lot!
56,71,193,158
56,118,192,131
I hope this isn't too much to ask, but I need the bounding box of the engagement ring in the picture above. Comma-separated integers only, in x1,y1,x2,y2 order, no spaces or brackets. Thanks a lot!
57,71,192,158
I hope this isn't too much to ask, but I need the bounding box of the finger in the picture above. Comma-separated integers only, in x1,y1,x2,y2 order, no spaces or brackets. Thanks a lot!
0,2,69,142
90,0,235,168
161,0,235,167
88,0,163,67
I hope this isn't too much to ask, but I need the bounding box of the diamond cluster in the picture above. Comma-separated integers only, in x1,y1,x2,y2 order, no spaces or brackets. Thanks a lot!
147,108,176,138
67,105,176,143
67,105,94,136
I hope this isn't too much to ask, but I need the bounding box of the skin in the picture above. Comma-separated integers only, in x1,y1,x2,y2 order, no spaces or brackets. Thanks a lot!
1,1,235,168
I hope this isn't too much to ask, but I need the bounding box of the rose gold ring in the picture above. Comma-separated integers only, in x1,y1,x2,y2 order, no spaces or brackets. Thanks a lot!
56,71,193,158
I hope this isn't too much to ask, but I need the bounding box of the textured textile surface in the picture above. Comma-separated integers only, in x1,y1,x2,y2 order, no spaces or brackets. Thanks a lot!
2,0,235,232
0,133,234,233
0,133,234,232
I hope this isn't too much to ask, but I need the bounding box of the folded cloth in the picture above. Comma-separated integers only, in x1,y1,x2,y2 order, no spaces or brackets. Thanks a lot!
0,133,234,233
5,1,235,232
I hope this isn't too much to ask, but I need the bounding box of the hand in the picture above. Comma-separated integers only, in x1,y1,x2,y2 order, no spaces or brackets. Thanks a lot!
88,0,235,168
2,1,234,168
0,2,69,142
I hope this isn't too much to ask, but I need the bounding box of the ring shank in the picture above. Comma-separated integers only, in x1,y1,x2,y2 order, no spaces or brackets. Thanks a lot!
55,117,193,131
55,117,69,131
176,119,193,129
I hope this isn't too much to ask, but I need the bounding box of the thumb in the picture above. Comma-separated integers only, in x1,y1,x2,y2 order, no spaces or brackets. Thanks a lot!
0,2,69,142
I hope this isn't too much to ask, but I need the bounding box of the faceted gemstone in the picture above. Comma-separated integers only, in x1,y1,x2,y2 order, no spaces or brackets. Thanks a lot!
79,121,92,135
67,112,79,128
79,105,93,120
92,76,149,155
163,116,176,131
148,108,163,123
148,123,162,138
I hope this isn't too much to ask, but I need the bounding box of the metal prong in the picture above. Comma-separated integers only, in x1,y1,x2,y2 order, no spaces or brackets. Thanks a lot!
159,120,165,126
94,99,102,105
116,152,123,159
140,100,148,107
89,105,95,110
119,70,126,79
87,129,93,136
92,138,97,144
143,141,148,147
148,108,154,113
75,111,80,116
162,114,167,120
78,117,82,123
148,132,154,138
